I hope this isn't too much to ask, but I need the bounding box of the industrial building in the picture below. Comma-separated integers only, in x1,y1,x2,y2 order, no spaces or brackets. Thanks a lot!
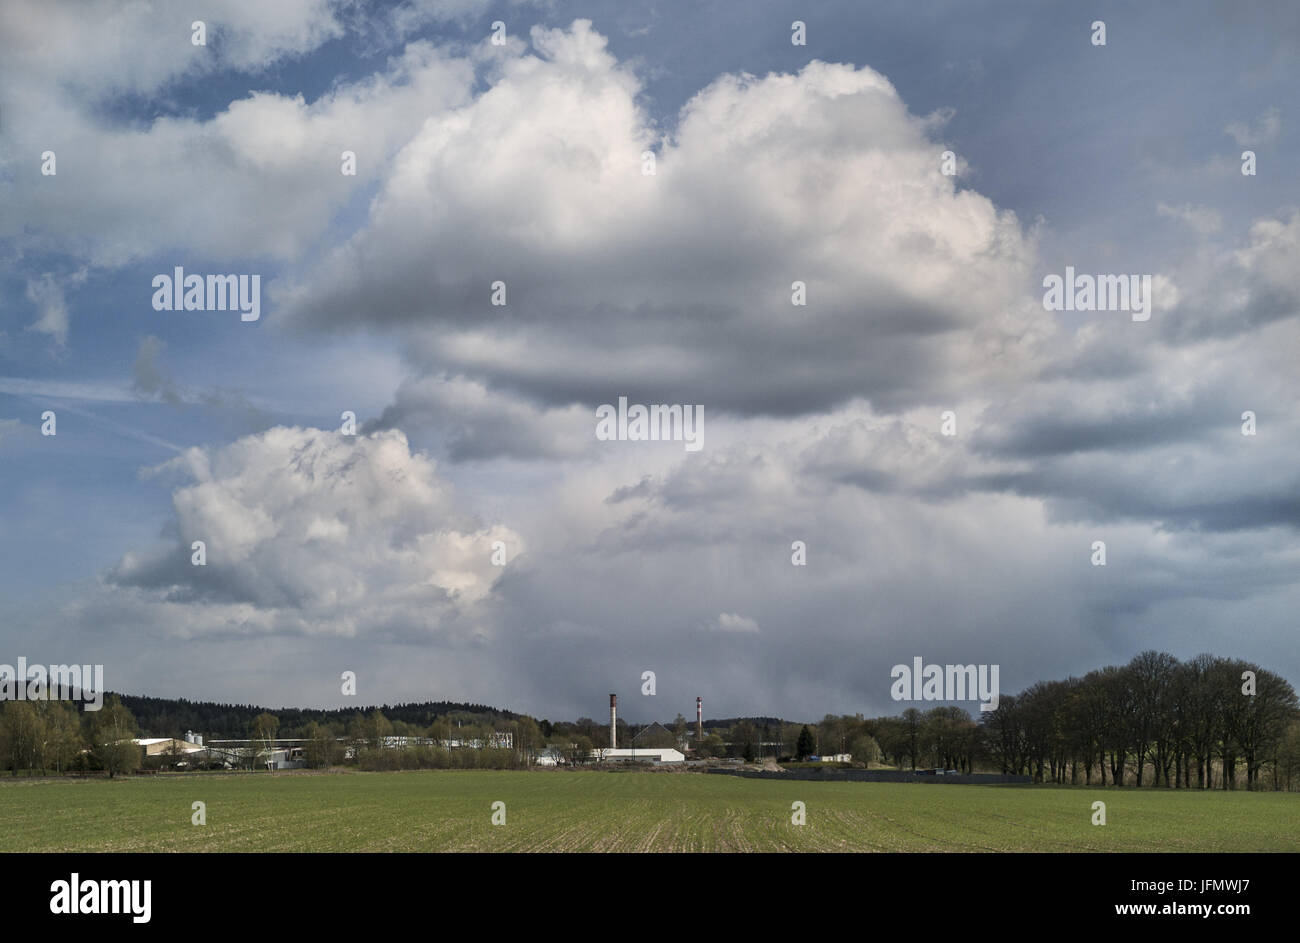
131,737,206,757
597,693,688,764
595,747,686,765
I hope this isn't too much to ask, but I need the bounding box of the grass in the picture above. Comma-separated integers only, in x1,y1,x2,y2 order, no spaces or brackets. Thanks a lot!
1,769,1296,852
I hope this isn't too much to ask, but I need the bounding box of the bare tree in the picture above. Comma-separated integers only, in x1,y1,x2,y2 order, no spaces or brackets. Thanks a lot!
91,696,139,779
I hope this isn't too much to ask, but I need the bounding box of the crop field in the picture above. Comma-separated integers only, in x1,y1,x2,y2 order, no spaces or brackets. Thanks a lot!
2,770,1297,852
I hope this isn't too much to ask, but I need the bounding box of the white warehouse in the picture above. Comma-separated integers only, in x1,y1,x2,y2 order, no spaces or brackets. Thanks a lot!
596,748,685,765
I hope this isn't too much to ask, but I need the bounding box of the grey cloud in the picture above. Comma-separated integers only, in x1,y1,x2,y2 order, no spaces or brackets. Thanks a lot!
363,374,592,462
129,334,270,427
132,335,183,404
276,27,1043,421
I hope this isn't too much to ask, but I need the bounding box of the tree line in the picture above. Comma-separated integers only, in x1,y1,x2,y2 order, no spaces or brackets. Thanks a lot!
979,651,1298,789
0,695,142,778
113,693,517,740
5,650,1296,788
801,651,1300,790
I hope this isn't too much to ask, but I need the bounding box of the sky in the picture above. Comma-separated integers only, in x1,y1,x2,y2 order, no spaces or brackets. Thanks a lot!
1,0,1297,724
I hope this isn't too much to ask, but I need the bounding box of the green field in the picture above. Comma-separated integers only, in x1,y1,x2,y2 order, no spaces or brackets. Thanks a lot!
2,770,1297,852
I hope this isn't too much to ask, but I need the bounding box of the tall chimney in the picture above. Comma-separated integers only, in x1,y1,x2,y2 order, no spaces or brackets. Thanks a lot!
696,696,703,742
609,694,617,749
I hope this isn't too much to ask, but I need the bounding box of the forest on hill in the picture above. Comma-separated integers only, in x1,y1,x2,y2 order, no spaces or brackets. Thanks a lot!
114,693,518,739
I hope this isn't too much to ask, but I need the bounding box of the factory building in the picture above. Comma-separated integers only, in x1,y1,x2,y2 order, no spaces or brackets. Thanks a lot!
596,693,690,764
596,747,686,765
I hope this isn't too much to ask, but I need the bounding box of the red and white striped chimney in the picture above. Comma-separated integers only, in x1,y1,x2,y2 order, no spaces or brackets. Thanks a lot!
696,696,703,742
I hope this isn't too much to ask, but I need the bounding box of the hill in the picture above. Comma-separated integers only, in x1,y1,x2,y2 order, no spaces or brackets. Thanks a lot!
112,693,518,739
